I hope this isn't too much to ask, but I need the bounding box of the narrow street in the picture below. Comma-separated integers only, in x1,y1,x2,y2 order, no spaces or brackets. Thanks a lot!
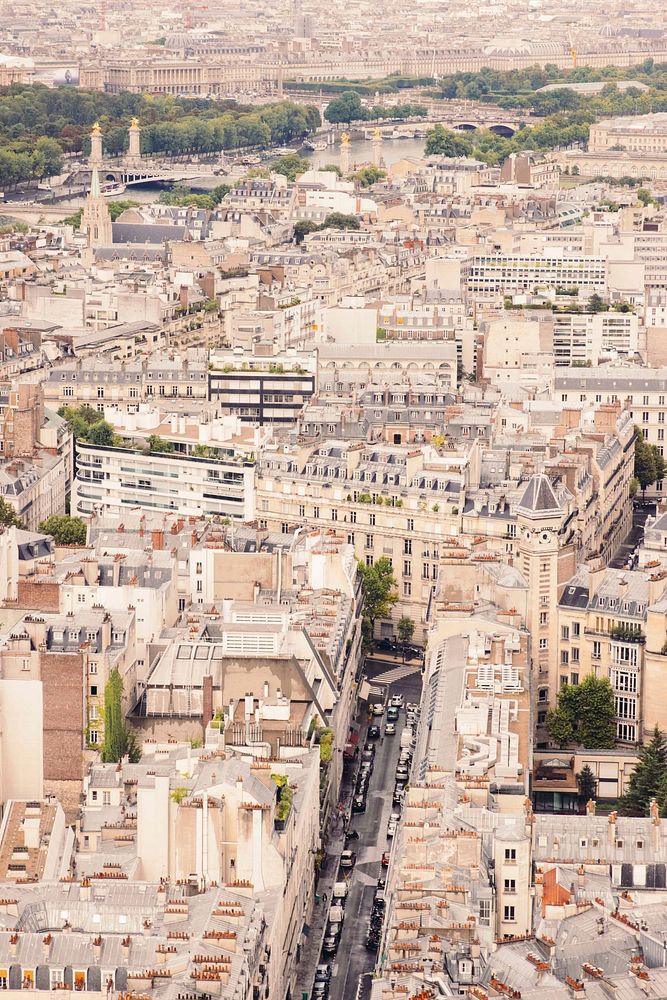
323,656,423,1000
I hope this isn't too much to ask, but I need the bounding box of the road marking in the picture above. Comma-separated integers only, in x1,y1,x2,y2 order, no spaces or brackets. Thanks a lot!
369,665,421,685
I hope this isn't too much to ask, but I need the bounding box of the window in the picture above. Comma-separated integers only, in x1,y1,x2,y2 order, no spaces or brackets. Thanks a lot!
503,879,516,893
347,533,355,545
350,511,357,524
103,791,111,806
504,848,516,862
89,663,97,674
92,790,98,801
503,905,516,922
369,512,376,526
407,518,414,532
422,563,430,579
196,562,202,574
90,685,97,696
129,386,138,398
89,730,98,745
366,534,373,549
571,647,579,662
539,638,548,650
561,650,569,665
365,554,374,566
570,672,579,686
63,386,74,397
573,622,580,637
313,506,320,519
404,539,412,555
539,612,548,625
479,900,491,926
97,387,104,398
196,580,203,593
281,523,290,534
403,560,411,577
593,640,601,659
403,581,412,597
298,504,305,518
561,625,569,640
331,509,338,521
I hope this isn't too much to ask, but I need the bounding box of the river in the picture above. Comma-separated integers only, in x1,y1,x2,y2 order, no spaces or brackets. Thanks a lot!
306,136,427,170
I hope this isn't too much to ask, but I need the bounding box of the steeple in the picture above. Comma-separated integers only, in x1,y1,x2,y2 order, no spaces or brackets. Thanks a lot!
81,166,112,248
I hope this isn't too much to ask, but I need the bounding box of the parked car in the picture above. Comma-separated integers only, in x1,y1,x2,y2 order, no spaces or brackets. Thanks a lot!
407,703,420,713
396,766,409,782
363,741,376,754
387,819,397,838
377,875,386,890
322,934,338,956
390,694,404,707
315,965,332,984
368,725,381,739
352,795,366,813
376,638,395,652
312,983,329,1000
382,851,391,867
385,722,396,735
340,850,356,869
332,882,348,906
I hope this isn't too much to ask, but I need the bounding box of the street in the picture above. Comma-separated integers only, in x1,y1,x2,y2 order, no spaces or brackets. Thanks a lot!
322,655,423,1000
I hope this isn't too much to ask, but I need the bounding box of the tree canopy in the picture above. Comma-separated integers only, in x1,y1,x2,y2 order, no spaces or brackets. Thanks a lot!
545,675,616,749
100,667,141,763
620,727,667,815
0,497,22,529
358,556,398,645
634,427,666,495
38,515,87,545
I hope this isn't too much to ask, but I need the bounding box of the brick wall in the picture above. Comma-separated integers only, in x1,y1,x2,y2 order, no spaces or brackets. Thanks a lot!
14,579,61,611
41,651,85,787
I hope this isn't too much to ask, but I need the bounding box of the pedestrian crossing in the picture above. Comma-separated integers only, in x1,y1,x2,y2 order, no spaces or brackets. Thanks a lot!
369,664,421,685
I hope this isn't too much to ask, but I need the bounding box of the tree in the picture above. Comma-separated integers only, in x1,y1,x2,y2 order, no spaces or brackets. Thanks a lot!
397,616,415,645
38,515,87,545
147,434,174,453
424,124,473,159
576,764,598,808
637,187,654,207
635,428,658,495
324,91,366,125
353,165,386,187
651,445,666,486
293,219,321,245
270,152,309,181
358,556,398,645
322,212,361,231
0,497,22,529
100,668,141,763
87,421,115,447
586,293,605,314
620,727,667,816
545,675,615,749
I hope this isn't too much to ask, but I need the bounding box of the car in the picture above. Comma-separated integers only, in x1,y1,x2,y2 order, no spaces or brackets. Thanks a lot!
376,638,394,652
368,725,381,739
407,703,420,713
352,795,366,813
363,741,376,754
361,749,375,765
377,875,386,889
315,965,332,984
312,984,329,1000
386,706,399,722
322,935,338,956
390,810,401,824
340,850,356,869
385,722,396,735
372,703,385,716
382,851,391,867
366,934,380,950
396,767,409,782
387,820,397,838
390,694,404,708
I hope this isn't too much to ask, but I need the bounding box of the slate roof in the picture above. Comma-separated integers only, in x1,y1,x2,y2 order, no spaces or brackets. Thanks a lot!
517,473,562,518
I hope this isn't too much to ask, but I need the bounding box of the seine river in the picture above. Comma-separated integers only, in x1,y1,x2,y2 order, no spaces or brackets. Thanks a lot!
306,136,427,169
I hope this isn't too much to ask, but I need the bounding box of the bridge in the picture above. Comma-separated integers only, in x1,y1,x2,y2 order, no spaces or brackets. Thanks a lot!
65,119,224,191
360,116,524,140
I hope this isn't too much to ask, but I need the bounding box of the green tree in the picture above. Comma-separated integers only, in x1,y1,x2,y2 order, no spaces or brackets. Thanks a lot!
358,556,398,645
544,707,574,748
100,668,141,763
353,165,386,187
322,212,361,231
324,91,366,124
38,515,87,545
620,727,667,815
87,421,115,447
546,675,615,749
397,616,415,645
147,434,174,453
586,293,606,314
0,497,22,528
270,152,309,181
424,124,474,158
576,763,598,808
636,187,654,206
293,219,321,244
635,428,658,495
651,445,666,486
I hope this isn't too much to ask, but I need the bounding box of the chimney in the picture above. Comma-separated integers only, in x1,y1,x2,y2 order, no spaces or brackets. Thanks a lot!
607,810,618,846
222,598,233,622
151,529,165,551
651,797,661,851
202,674,213,736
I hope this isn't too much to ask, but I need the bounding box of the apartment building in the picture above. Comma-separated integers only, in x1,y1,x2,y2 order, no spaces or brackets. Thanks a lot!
43,351,208,413
553,311,639,366
317,340,459,396
589,113,667,154
555,365,667,491
468,252,608,296
72,411,259,522
256,440,478,636
208,347,316,423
